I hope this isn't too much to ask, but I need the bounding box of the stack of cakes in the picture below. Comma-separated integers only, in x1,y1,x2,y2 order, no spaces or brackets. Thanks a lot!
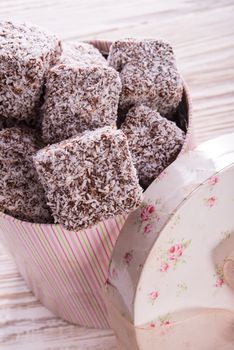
0,21,186,231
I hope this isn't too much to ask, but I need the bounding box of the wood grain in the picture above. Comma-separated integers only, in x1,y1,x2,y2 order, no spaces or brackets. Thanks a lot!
0,0,234,349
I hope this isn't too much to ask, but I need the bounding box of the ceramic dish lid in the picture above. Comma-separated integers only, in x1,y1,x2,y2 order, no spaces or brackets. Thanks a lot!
107,132,234,325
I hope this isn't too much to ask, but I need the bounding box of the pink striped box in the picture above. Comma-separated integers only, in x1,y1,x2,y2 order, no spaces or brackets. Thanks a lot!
0,40,193,329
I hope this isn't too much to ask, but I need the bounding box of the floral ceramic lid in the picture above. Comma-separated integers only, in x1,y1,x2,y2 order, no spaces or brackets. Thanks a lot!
107,133,234,326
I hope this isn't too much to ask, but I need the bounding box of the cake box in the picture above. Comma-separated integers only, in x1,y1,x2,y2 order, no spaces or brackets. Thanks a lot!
0,40,193,329
106,133,234,348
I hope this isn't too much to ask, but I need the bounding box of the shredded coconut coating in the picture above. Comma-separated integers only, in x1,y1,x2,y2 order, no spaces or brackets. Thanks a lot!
0,20,62,122
41,59,122,144
61,41,107,66
0,127,53,223
108,38,183,118
0,114,40,131
34,127,143,231
121,105,185,188
0,115,20,130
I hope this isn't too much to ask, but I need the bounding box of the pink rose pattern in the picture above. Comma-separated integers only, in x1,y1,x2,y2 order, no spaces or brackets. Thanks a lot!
149,322,156,328
208,176,218,186
161,320,171,326
205,196,216,207
123,250,133,265
204,175,218,207
121,174,223,323
159,313,172,327
147,314,172,329
144,223,153,235
149,290,160,302
133,202,158,237
159,240,191,272
138,203,159,237
168,244,183,261
215,278,224,288
140,204,155,221
214,264,225,288
160,262,169,272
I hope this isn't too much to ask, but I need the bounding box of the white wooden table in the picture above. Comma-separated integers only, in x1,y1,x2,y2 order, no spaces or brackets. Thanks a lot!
0,0,234,349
